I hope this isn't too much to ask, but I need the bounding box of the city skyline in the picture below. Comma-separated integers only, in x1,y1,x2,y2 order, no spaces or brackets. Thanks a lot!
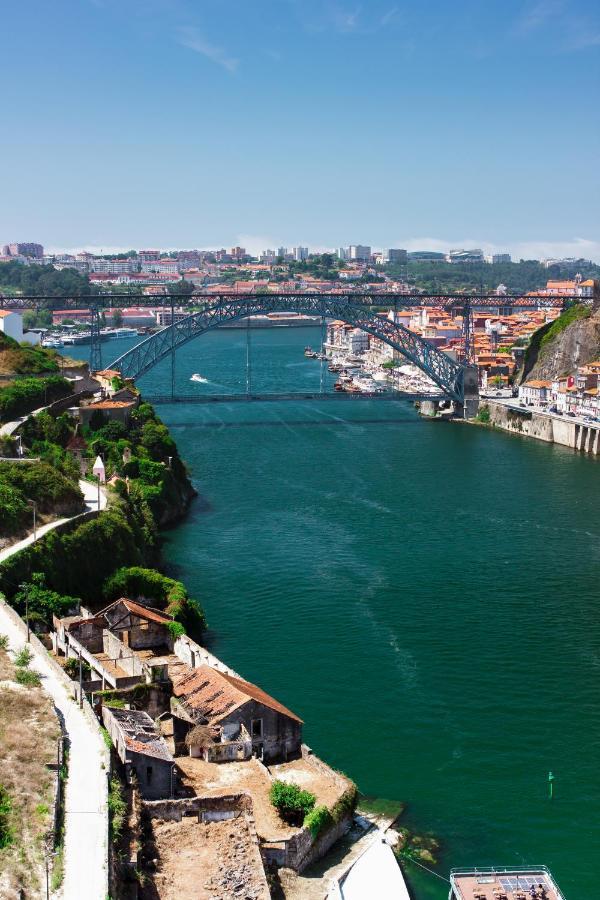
1,0,599,258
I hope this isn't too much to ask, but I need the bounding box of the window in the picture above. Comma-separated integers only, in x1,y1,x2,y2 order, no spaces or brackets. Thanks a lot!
146,766,153,782
251,718,263,738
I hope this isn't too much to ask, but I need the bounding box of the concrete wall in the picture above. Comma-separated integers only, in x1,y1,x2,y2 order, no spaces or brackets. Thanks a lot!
173,633,240,677
103,630,145,677
128,750,172,800
486,402,600,454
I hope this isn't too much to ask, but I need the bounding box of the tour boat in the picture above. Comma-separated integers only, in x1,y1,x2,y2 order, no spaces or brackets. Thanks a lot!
304,346,317,358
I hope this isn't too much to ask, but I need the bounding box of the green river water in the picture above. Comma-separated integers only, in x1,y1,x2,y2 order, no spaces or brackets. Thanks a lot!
97,327,599,898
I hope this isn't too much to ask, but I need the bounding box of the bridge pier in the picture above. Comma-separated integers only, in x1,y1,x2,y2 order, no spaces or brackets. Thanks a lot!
419,400,440,418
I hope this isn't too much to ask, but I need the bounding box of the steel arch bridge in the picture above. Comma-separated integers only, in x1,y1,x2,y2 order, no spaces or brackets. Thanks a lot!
108,293,478,404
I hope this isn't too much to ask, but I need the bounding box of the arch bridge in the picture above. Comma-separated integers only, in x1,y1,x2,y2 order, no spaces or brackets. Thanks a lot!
107,293,480,413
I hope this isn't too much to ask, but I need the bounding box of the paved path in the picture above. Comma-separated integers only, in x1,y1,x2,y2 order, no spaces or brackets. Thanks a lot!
0,479,106,565
0,604,109,900
0,402,50,437
0,474,109,898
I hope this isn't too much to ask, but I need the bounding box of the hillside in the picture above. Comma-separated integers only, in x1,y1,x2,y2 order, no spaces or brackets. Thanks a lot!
520,303,600,382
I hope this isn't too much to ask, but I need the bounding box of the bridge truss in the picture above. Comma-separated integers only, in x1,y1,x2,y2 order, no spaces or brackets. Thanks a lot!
108,294,472,403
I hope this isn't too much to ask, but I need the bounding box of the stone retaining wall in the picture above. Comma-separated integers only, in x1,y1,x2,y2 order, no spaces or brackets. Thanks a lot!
486,401,600,455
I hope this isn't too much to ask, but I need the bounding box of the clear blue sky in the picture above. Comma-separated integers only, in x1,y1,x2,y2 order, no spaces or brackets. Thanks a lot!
2,0,599,259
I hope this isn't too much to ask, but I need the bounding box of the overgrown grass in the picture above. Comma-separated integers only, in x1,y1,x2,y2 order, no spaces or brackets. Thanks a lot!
0,644,60,894
539,303,592,352
50,844,64,891
108,776,127,843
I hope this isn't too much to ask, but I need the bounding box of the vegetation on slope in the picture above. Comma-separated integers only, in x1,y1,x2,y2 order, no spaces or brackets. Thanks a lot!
0,397,203,634
0,374,71,422
385,259,600,293
0,460,84,540
0,331,62,376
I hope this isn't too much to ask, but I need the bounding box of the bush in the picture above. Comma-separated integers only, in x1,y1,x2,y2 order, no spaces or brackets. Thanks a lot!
108,776,127,843
269,781,315,826
0,461,83,516
103,566,205,634
15,667,41,687
304,805,333,838
0,785,13,849
0,483,29,535
0,376,71,423
167,621,186,640
14,646,33,667
475,405,491,424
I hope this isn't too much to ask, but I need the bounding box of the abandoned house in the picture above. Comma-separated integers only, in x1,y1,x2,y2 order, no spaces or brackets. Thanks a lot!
170,663,303,763
102,706,174,799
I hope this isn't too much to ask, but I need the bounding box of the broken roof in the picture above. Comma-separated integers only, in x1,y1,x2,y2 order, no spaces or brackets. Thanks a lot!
104,706,173,762
172,664,303,725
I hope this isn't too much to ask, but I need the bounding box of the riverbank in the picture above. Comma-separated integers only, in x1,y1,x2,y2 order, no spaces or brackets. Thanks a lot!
476,400,600,455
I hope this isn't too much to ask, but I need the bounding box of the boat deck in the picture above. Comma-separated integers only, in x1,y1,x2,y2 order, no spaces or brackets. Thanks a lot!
450,868,564,900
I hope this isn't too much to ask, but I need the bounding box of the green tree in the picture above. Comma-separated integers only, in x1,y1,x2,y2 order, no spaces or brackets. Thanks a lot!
110,310,124,327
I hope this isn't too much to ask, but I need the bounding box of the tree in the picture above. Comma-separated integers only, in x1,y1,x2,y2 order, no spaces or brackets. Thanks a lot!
110,310,124,327
14,573,79,630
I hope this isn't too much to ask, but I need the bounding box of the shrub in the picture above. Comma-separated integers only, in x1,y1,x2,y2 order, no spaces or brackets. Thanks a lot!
14,574,79,631
0,785,13,849
108,776,127,843
475,405,491,424
0,483,29,535
0,634,9,651
167,620,185,640
15,667,41,687
304,805,333,838
103,566,205,634
14,646,33,667
0,375,71,423
269,781,315,826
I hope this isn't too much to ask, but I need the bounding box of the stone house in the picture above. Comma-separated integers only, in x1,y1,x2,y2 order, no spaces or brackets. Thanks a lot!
170,664,302,763
102,706,174,799
79,399,136,428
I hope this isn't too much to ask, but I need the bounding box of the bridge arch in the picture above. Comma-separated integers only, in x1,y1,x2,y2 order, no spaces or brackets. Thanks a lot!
109,294,474,402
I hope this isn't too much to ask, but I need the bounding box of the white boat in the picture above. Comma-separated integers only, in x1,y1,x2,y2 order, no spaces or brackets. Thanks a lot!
41,339,63,348
328,834,410,900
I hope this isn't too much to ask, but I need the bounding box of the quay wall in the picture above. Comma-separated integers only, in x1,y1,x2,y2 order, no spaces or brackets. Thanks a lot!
486,402,600,455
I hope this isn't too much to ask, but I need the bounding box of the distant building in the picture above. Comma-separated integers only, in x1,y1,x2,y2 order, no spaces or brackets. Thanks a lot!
2,242,44,259
447,249,485,264
138,249,161,263
384,248,407,264
489,253,511,264
230,246,247,261
337,247,350,261
90,258,137,275
293,246,309,261
176,250,201,270
349,245,371,262
141,259,179,274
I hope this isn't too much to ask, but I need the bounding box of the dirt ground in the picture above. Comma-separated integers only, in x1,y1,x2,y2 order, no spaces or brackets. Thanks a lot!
0,644,61,898
176,754,349,843
142,815,270,900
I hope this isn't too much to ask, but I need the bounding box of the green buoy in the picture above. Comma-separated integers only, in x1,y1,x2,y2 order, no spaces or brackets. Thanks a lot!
548,771,555,799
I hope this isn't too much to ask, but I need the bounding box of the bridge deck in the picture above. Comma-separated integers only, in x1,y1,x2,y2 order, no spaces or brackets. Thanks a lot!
149,391,445,404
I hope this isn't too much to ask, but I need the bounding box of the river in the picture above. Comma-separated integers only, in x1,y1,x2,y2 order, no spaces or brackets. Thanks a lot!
87,327,600,898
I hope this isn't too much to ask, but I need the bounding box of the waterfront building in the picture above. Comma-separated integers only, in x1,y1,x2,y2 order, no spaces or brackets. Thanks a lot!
449,867,565,900
518,380,551,406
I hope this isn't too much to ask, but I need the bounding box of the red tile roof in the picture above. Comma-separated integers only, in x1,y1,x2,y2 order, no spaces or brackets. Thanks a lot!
172,663,303,724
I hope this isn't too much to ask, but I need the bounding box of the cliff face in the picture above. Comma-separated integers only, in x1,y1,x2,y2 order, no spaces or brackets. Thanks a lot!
520,303,600,382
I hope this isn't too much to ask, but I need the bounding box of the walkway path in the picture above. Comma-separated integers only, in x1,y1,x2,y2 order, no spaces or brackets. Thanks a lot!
0,473,109,898
0,603,109,900
0,479,106,565
0,402,50,437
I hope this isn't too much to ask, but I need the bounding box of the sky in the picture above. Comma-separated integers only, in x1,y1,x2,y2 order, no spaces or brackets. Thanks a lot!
1,0,599,260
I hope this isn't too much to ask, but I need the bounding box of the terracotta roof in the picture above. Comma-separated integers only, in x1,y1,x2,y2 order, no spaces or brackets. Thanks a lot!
85,400,134,409
172,663,303,724
0,310,16,318
97,597,173,626
523,380,551,388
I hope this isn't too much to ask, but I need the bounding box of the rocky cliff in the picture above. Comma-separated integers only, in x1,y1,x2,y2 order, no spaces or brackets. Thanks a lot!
520,302,600,382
